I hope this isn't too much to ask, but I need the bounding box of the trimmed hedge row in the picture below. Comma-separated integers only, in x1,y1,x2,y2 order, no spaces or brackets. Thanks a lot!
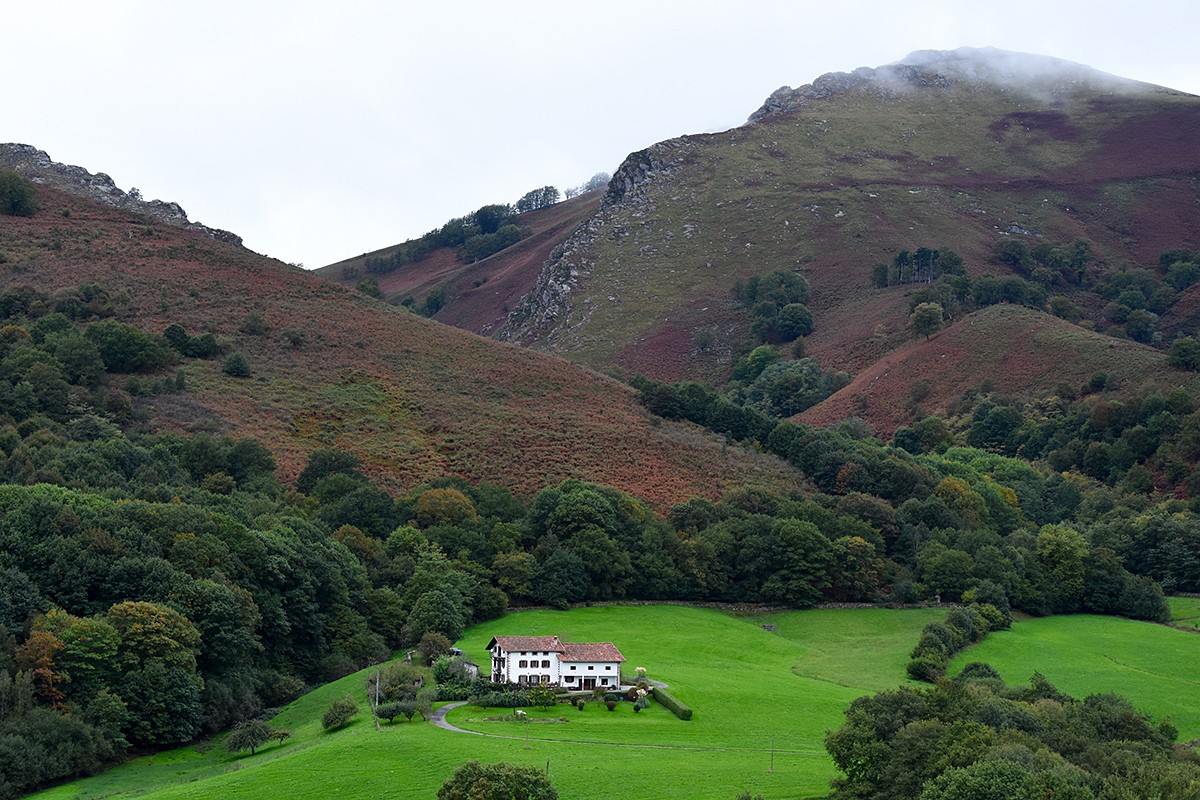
652,687,692,721
906,601,1009,682
467,690,531,708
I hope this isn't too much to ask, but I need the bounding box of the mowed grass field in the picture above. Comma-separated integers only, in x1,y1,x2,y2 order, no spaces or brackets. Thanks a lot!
33,606,942,800
34,604,1194,800
948,606,1200,739
1169,595,1200,629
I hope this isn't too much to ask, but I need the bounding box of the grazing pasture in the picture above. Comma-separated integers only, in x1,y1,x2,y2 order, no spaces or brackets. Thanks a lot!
32,605,1193,800
948,611,1200,738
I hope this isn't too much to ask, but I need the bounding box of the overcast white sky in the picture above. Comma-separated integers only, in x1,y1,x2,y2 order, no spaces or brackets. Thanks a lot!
7,1,1199,268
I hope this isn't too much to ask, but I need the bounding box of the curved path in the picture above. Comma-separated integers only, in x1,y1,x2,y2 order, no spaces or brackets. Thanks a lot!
431,701,481,735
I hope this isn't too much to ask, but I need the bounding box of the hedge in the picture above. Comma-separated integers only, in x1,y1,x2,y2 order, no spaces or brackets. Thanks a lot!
652,687,692,720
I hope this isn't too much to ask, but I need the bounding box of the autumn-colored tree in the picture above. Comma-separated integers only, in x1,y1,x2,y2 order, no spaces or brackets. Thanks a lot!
15,629,69,705
416,488,477,527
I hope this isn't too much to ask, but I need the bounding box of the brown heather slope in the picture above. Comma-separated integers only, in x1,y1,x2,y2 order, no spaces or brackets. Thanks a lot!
317,190,604,336
499,49,1200,384
798,304,1193,437
0,185,802,508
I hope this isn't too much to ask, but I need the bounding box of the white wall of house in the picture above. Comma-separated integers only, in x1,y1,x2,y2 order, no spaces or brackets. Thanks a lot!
491,647,562,685
558,660,620,689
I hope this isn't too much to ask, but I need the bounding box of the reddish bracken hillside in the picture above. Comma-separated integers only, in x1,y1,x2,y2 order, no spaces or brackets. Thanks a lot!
0,185,800,508
799,304,1189,437
318,191,604,336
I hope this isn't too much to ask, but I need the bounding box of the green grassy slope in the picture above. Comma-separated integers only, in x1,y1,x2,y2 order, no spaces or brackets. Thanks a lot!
1170,595,1200,621
42,605,1195,800
948,613,1200,738
33,606,942,800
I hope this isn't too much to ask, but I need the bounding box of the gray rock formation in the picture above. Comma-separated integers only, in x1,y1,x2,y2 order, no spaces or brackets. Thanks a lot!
0,143,242,246
500,140,684,346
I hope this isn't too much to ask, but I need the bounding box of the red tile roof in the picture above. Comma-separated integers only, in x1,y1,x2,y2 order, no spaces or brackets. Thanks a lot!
560,642,626,663
488,635,563,653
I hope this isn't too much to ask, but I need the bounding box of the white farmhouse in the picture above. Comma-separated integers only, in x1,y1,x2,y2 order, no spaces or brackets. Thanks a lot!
486,635,626,690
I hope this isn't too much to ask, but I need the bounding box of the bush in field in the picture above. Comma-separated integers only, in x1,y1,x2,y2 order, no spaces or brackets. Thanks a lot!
0,171,37,216
322,696,358,730
375,702,402,723
438,760,557,800
222,352,252,377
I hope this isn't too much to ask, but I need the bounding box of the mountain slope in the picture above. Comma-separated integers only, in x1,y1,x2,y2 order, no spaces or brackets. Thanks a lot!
499,48,1200,385
0,181,800,508
316,189,604,336
798,303,1185,436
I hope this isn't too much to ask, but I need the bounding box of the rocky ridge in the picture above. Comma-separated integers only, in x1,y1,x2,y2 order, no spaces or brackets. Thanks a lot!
747,46,1165,123
0,143,242,245
499,142,683,347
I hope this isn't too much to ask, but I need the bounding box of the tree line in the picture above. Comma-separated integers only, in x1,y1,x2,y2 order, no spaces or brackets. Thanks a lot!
880,241,1200,348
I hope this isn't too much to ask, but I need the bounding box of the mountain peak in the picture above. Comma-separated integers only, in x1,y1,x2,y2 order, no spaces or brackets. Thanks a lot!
749,46,1176,123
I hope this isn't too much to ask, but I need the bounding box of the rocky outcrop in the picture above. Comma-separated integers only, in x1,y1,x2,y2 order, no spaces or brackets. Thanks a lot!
0,143,242,246
500,142,683,346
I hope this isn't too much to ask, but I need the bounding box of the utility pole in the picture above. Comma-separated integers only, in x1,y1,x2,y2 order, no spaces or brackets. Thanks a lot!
373,668,381,732
768,736,775,773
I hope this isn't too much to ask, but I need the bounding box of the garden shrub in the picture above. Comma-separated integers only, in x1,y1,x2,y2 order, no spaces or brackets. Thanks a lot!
605,700,617,711
652,687,693,720
467,690,530,709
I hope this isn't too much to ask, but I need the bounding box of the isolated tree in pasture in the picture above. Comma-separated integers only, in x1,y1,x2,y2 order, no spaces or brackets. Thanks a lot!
322,696,358,730
226,719,271,755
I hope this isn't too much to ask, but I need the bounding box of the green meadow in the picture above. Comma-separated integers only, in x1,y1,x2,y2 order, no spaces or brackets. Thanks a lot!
33,604,1196,800
1169,595,1200,628
948,610,1200,738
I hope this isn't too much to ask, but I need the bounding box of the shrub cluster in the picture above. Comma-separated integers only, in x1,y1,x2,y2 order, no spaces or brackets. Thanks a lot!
826,669,1195,800
467,689,531,708
734,269,813,344
906,597,1010,682
651,687,692,721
